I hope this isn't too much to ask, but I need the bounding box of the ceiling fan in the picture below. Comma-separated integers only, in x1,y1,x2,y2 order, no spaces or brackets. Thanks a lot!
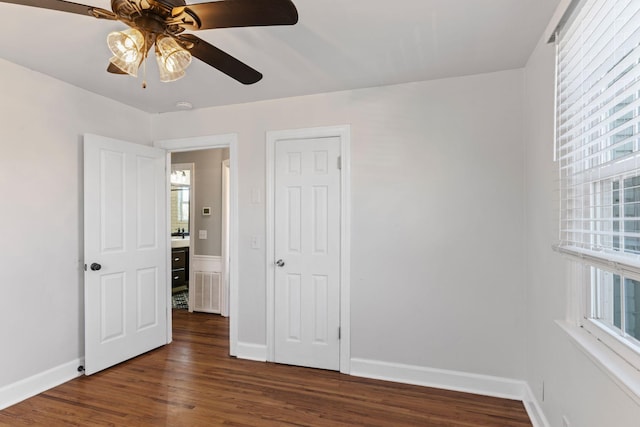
0,0,298,84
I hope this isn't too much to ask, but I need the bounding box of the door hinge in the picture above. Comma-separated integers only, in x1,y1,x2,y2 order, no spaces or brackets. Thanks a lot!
83,264,87,271
337,156,342,170
338,327,341,339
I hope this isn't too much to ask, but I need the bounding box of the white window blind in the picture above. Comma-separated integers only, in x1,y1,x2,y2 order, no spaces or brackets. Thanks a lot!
558,0,640,267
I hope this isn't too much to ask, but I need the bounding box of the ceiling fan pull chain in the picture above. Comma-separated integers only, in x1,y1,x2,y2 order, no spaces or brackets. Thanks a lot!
142,39,147,89
142,60,147,89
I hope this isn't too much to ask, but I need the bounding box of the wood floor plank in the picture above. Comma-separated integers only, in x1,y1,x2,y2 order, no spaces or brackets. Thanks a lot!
0,311,532,426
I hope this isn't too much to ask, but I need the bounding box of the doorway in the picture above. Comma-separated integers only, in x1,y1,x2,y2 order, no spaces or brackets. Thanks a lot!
154,134,239,356
170,149,228,315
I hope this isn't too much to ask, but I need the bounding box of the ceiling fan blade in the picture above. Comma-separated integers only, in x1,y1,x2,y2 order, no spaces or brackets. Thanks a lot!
107,63,127,75
0,0,116,19
177,34,262,85
173,0,298,31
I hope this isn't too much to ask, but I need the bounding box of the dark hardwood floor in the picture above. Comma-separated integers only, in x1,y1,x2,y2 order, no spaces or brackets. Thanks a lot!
0,311,532,426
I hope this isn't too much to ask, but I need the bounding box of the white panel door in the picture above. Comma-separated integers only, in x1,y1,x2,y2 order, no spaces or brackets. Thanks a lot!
84,134,167,375
274,136,341,370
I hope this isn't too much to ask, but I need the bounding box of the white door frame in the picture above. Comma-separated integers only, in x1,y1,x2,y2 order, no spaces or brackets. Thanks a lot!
154,134,239,356
265,125,351,374
221,159,230,317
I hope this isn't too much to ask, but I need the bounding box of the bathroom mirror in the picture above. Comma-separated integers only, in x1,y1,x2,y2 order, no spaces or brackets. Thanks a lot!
171,168,191,236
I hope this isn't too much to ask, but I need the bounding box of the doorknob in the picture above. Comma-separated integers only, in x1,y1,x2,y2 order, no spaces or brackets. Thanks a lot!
275,259,285,267
90,263,102,271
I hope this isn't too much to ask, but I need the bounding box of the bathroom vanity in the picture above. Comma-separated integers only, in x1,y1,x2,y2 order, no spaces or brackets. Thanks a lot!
171,246,189,293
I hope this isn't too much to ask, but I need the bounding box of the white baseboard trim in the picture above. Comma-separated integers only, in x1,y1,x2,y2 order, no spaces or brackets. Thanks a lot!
522,383,551,427
0,358,84,410
236,342,267,362
350,358,527,401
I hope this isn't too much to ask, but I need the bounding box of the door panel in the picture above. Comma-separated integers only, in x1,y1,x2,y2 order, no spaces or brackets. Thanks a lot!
274,136,341,370
84,134,167,375
100,273,125,342
136,267,159,330
312,275,328,343
287,187,302,252
100,150,125,252
287,273,302,341
137,156,158,248
312,186,328,254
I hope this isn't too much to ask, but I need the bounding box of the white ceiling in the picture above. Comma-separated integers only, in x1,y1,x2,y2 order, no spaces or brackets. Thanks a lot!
0,0,560,113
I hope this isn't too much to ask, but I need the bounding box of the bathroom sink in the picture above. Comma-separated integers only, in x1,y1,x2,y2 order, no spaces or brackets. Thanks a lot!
171,236,190,248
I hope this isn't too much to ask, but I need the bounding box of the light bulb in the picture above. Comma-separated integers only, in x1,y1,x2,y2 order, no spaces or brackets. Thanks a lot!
155,36,192,82
107,29,144,77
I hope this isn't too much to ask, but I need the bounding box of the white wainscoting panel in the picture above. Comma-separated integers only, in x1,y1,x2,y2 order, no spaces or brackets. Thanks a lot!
0,358,84,410
190,255,222,314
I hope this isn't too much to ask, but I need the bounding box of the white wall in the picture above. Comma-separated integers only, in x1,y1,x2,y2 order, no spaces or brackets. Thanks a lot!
523,37,640,425
0,58,151,388
152,70,527,380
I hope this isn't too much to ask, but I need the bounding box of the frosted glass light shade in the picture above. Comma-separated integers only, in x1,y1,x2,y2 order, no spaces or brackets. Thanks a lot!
107,29,144,77
109,55,143,77
155,58,185,82
155,36,192,82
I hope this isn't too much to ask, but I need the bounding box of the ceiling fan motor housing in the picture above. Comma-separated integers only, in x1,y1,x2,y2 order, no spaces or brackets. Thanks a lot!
111,0,192,36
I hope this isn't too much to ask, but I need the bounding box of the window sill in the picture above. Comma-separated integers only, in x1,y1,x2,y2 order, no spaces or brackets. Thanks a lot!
556,320,640,406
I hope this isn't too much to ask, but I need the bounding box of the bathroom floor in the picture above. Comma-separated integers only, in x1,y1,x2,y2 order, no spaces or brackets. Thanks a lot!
172,290,189,310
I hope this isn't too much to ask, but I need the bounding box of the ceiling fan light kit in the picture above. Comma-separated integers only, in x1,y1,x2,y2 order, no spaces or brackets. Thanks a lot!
1,0,299,85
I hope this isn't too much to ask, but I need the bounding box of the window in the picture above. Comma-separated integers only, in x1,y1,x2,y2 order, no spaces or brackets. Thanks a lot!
588,266,640,366
556,0,640,367
178,187,190,222
612,176,640,254
591,268,640,342
170,168,191,233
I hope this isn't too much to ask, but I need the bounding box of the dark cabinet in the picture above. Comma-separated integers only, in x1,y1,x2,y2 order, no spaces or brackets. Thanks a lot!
171,247,189,292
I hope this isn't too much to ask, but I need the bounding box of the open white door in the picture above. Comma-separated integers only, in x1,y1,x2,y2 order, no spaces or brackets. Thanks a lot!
84,134,168,375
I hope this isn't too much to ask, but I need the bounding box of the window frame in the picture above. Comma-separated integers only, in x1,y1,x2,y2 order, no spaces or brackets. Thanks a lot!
579,264,640,370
